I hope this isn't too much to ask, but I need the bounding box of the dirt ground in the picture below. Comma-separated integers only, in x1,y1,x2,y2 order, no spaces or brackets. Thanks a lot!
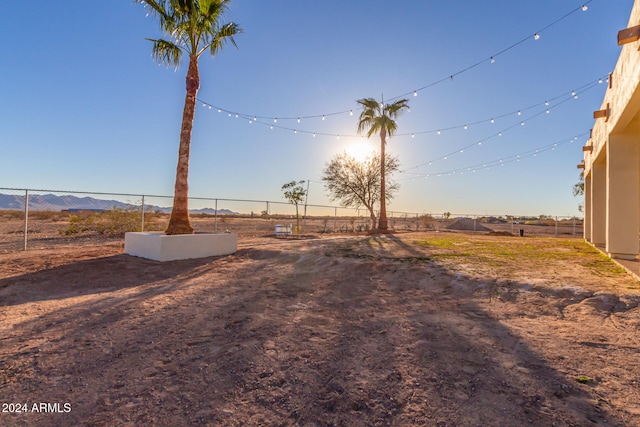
1,231,640,426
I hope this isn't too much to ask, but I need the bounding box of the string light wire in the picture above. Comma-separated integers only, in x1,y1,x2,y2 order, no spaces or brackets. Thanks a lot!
399,132,588,180
196,0,596,123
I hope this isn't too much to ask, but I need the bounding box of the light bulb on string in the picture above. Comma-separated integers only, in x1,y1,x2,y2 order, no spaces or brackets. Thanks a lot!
322,115,326,121
437,130,441,135
414,91,417,97
218,109,222,113
534,33,540,40
297,117,300,123
464,125,468,130
274,118,278,123
517,111,521,116
545,101,549,106
349,110,353,116
490,57,495,64
490,118,495,124
235,113,238,118
208,106,212,110
546,109,550,114
582,5,588,11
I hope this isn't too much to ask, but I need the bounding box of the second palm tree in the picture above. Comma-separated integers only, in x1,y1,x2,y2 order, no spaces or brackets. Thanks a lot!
356,97,409,232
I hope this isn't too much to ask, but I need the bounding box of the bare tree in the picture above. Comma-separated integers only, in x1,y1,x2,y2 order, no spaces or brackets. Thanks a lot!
322,151,399,231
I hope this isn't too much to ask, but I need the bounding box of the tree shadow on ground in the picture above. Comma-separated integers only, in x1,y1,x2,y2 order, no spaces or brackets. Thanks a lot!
0,253,238,306
0,237,630,426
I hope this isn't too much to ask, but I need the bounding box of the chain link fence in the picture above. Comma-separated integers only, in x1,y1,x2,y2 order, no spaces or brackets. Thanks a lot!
0,187,584,252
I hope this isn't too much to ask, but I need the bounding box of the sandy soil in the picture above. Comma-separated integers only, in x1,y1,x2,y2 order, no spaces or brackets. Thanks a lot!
1,232,639,426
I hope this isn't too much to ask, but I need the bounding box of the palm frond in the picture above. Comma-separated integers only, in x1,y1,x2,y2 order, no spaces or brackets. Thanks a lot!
356,97,408,138
138,0,242,64
150,38,183,68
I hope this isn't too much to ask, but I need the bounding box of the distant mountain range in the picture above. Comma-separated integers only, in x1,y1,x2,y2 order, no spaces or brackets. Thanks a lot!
0,193,237,215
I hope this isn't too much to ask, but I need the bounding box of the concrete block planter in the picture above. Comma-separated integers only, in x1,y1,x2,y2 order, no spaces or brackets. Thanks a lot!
124,232,237,262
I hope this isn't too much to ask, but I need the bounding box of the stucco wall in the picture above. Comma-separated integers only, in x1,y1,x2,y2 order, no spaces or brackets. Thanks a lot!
585,0,640,174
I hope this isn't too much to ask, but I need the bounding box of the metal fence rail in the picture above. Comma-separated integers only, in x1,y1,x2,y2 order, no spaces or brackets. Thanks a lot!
0,187,584,252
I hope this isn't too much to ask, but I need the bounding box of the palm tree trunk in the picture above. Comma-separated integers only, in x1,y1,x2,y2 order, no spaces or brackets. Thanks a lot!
165,56,199,235
378,128,388,231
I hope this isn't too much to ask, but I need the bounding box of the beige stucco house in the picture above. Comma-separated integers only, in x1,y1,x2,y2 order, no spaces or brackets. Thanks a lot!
583,0,640,260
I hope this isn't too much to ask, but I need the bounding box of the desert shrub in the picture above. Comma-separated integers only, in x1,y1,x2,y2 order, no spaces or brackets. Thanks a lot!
62,207,152,237
29,210,66,221
0,210,24,220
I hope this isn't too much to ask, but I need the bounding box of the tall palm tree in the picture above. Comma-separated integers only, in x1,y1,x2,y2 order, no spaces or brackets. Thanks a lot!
137,0,241,234
356,97,409,231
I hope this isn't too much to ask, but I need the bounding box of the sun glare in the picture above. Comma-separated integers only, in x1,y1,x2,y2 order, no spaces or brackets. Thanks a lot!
346,142,374,162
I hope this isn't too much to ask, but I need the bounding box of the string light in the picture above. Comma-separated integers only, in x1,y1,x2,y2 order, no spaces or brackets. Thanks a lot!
534,33,540,41
400,131,589,180
191,1,595,125
196,74,607,144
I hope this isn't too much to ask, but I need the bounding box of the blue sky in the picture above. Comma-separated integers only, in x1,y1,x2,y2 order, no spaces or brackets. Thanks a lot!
0,0,633,217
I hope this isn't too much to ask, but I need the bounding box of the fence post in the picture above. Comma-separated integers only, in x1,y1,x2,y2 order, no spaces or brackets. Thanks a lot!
334,207,337,231
555,216,558,237
141,195,145,232
23,189,29,251
214,199,218,233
